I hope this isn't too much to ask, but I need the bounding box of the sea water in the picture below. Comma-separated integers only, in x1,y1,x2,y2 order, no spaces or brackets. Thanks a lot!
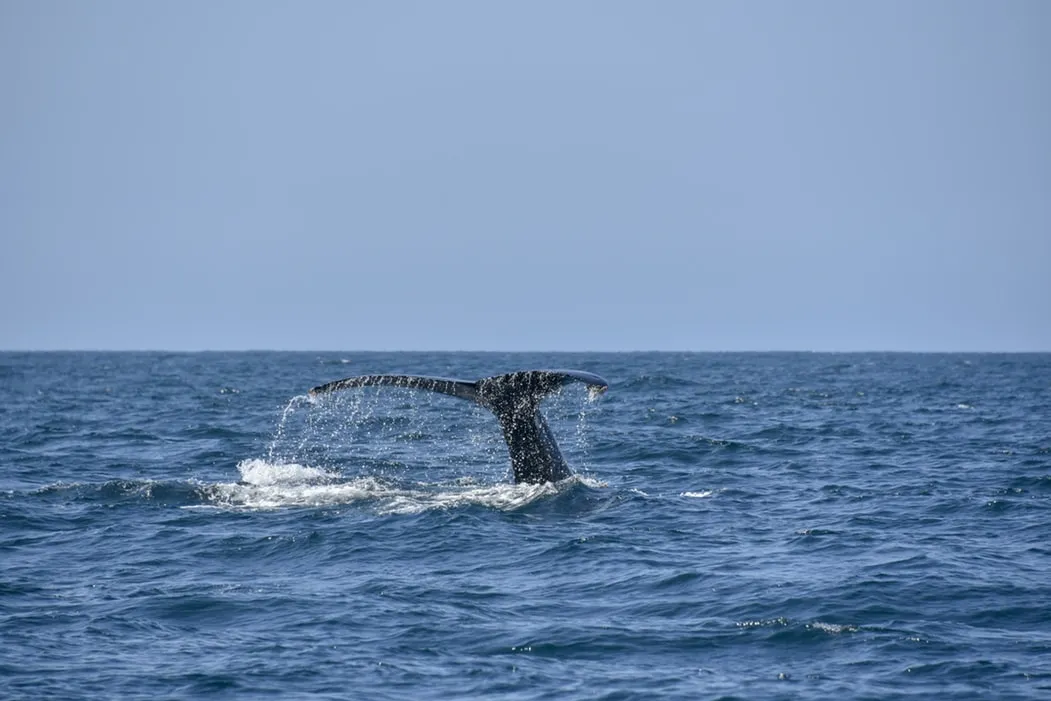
2,352,1049,699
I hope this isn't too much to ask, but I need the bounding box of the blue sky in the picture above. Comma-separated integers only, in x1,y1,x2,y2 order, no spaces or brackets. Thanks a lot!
3,1,1048,351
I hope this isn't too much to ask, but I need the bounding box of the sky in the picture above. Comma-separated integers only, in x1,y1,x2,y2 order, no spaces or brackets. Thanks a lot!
2,1,1049,351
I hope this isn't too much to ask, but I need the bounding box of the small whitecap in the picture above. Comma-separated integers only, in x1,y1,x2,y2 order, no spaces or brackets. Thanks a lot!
681,490,714,498
737,617,788,628
807,621,857,634
956,403,972,409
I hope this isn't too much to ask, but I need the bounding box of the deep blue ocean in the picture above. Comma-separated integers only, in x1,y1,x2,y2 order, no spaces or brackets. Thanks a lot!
2,352,1050,699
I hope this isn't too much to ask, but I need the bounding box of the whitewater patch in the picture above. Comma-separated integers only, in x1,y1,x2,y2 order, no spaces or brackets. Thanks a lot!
198,458,593,515
236,458,334,485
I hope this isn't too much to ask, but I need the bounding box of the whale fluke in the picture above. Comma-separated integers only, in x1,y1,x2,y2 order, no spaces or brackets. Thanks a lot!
309,370,608,484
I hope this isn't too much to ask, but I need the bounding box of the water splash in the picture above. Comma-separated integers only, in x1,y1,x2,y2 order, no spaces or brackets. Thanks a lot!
256,382,600,485
237,457,333,485
265,394,314,462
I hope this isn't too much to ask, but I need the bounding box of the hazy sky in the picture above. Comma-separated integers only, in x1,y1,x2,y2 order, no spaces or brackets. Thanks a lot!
3,1,1049,351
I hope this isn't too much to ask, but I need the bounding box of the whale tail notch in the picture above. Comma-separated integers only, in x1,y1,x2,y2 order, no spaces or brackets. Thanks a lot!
308,370,608,484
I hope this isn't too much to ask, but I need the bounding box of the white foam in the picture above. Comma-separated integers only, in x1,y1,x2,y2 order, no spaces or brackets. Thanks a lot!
236,458,333,485
681,490,715,498
200,459,597,514
375,480,557,516
573,474,608,489
807,621,857,634
206,475,386,510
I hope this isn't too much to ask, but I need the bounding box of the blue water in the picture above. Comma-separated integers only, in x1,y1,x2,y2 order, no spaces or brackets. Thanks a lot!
3,352,1050,699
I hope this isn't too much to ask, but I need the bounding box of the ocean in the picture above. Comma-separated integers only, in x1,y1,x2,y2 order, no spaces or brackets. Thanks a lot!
2,351,1049,699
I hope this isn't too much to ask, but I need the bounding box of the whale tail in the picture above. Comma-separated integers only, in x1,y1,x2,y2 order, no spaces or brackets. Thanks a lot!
309,370,608,484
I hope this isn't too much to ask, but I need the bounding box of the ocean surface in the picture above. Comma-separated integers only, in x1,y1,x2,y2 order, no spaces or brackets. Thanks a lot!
2,351,1050,700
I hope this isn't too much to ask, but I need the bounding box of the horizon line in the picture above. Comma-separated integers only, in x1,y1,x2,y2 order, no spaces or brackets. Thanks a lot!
2,348,1049,354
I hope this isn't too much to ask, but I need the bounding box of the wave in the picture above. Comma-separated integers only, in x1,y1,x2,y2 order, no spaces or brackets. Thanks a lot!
27,478,201,506
13,459,604,516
